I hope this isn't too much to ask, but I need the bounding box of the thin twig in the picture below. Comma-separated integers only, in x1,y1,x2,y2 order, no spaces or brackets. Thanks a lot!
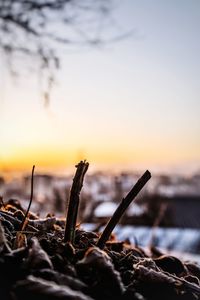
20,165,35,231
97,170,151,249
64,160,89,244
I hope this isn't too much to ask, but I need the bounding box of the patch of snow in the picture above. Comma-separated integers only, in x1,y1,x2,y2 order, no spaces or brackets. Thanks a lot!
94,202,118,218
127,204,146,216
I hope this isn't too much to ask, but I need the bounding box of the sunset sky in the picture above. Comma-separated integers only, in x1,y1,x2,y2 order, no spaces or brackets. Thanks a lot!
0,1,200,175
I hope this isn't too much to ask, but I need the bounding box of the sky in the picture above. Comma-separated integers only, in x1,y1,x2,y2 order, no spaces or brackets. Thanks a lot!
0,0,200,175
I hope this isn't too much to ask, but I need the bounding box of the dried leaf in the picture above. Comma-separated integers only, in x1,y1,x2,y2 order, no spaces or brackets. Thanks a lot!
134,265,177,285
26,237,53,270
186,262,200,280
12,275,94,300
0,220,12,253
77,247,124,298
14,232,27,249
134,258,160,271
154,255,186,275
33,268,87,292
29,217,56,231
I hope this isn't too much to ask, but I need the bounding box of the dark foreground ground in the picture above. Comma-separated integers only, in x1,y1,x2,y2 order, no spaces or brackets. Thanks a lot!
0,199,200,300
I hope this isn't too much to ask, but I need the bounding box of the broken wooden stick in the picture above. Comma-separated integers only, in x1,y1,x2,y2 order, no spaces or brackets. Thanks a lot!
97,170,151,249
64,160,89,244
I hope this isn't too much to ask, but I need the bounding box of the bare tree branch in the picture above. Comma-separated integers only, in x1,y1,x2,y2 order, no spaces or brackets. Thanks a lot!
0,0,131,105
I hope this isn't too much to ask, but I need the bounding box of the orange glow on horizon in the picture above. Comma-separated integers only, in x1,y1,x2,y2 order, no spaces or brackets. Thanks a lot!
0,141,199,173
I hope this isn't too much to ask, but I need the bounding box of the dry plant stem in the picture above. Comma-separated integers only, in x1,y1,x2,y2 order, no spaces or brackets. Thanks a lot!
97,170,151,249
20,165,35,231
64,161,89,244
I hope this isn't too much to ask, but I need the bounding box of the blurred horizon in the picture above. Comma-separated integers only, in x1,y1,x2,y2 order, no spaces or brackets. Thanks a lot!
1,160,200,181
0,0,200,176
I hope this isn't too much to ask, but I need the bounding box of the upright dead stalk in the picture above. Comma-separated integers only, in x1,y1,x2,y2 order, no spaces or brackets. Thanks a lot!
97,170,151,249
64,161,89,244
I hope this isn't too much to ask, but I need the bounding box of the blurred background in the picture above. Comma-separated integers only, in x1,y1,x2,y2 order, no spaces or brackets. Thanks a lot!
0,0,200,259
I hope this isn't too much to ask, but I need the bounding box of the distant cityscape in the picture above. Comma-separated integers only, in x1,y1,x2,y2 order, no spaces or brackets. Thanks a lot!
0,171,200,227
